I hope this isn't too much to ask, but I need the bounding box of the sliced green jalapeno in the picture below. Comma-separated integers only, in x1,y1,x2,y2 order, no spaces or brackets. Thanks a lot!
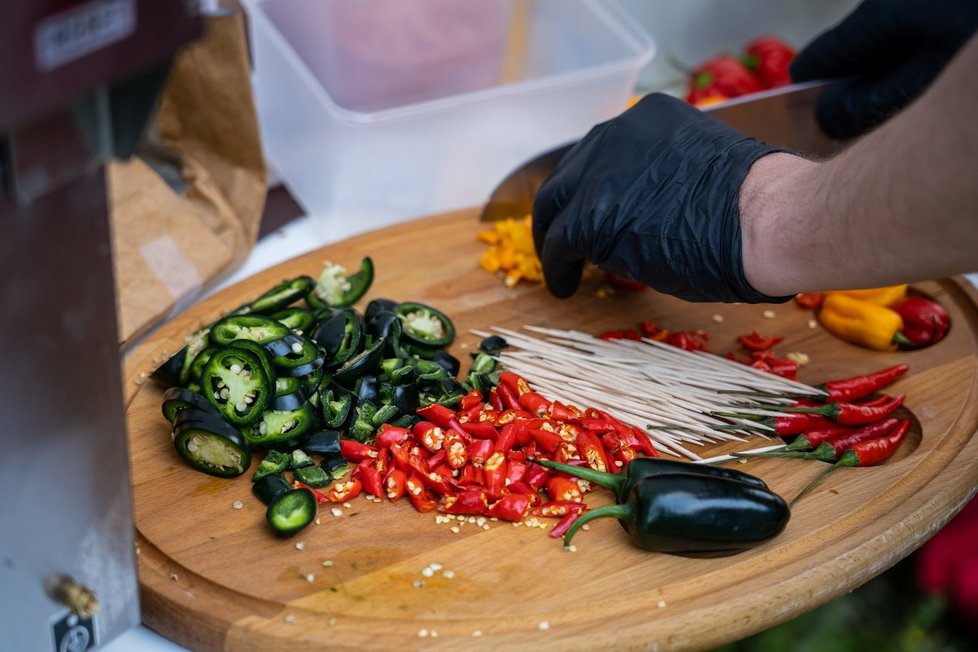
395,302,455,348
172,409,251,478
201,347,273,426
306,257,373,308
211,315,290,346
248,276,314,314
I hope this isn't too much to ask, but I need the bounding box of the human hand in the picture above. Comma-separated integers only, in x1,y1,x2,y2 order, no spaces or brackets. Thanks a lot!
531,93,790,303
790,0,978,139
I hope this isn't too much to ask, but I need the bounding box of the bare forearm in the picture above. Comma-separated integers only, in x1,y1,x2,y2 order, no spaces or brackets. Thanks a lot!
742,33,978,295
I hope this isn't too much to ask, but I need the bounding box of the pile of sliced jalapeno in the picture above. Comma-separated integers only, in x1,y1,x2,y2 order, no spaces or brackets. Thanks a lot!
151,257,499,538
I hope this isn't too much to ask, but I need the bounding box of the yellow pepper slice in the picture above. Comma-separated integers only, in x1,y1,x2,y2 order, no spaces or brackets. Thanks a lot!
818,293,904,351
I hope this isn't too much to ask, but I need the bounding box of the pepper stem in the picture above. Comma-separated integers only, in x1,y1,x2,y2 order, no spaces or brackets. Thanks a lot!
892,331,913,346
562,504,632,547
789,460,843,507
533,458,622,494
733,450,810,460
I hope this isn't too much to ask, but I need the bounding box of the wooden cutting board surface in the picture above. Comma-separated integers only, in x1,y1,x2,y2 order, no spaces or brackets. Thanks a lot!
123,208,978,651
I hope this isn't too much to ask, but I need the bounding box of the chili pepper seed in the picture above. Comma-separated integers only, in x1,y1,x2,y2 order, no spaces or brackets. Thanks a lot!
331,508,343,517
295,541,305,550
538,621,550,631
232,501,243,510
450,526,461,534
418,629,429,638
321,560,334,567
442,570,455,579
763,310,776,319
429,563,442,571
658,600,667,609
422,567,435,578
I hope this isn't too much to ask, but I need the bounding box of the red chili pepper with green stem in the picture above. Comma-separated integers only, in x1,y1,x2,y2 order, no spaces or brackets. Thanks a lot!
783,394,905,425
817,364,909,403
790,419,912,506
738,418,901,461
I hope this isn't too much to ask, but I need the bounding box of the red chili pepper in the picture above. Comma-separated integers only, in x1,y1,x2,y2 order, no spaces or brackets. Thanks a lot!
576,429,612,473
488,494,531,522
483,451,508,498
528,428,561,454
506,459,528,485
549,511,582,539
440,490,488,516
768,413,837,436
293,480,330,504
406,474,438,513
384,469,407,502
743,36,795,89
467,438,494,465
627,426,658,457
458,463,484,487
794,292,825,310
424,448,447,471
460,420,498,440
494,423,518,454
374,424,411,449
684,55,762,104
339,439,378,462
892,297,951,348
555,441,582,463
495,381,522,411
546,476,584,503
788,394,905,425
737,331,784,352
359,465,384,498
549,400,581,421
579,418,614,432
459,388,483,411
818,364,910,403
791,419,911,506
531,500,588,519
325,477,362,503
666,330,709,352
498,371,531,397
488,388,504,411
782,424,855,452
752,418,901,461
524,462,549,491
416,403,456,430
506,482,541,506
444,431,468,469
418,466,454,496
414,422,446,453
518,391,551,417
639,320,666,340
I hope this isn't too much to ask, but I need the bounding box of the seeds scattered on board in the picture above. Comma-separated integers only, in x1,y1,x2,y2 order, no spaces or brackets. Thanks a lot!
762,310,776,319
232,501,243,510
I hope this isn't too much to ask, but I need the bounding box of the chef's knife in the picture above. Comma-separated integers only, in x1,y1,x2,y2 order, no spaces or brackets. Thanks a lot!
479,80,841,222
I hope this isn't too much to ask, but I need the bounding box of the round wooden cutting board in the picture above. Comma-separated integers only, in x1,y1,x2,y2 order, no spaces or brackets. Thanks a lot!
123,209,978,651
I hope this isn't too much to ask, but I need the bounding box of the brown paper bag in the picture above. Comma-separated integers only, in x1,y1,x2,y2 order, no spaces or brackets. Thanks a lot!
110,11,266,348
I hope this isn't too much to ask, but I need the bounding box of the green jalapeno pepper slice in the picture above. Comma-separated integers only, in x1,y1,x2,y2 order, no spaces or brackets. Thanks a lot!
248,275,314,314
211,315,291,345
266,488,317,537
306,257,374,309
395,302,455,348
172,409,251,478
201,347,274,426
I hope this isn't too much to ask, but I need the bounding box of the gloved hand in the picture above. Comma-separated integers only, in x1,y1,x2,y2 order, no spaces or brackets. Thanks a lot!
532,93,791,304
791,0,978,139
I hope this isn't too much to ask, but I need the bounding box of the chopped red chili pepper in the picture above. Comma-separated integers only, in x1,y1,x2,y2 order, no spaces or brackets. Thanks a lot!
495,381,522,411
414,422,445,453
494,423,518,454
549,400,581,421
549,511,582,539
374,423,411,449
666,330,709,351
458,463,484,486
528,428,561,454
384,469,407,502
518,391,551,417
737,331,784,352
359,464,384,498
639,320,667,340
794,292,824,310
440,490,488,516
546,476,584,503
576,429,611,473
406,474,438,513
325,477,362,503
460,420,498,440
416,403,456,430
498,371,532,397
444,431,468,469
506,460,528,485
488,494,531,522
524,462,549,491
483,451,508,497
339,439,378,462
459,388,484,411
467,438,494,465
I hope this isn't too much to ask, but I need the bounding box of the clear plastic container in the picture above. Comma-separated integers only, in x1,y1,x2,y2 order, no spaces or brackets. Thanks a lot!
242,0,654,227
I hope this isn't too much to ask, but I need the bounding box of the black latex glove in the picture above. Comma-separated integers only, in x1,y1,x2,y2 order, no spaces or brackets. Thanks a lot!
791,0,978,139
532,93,791,304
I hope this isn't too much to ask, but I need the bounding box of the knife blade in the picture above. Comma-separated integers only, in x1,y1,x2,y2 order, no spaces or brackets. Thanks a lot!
479,80,841,222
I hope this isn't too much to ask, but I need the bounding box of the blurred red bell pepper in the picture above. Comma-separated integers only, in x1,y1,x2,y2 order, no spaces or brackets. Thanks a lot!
684,55,762,105
743,36,795,88
892,296,951,348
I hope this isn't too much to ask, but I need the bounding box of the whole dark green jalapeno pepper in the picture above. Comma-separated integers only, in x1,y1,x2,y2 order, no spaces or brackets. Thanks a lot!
564,473,790,555
534,457,768,503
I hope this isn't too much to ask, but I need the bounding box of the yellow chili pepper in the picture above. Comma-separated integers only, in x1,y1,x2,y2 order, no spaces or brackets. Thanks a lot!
828,284,908,307
818,293,904,351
